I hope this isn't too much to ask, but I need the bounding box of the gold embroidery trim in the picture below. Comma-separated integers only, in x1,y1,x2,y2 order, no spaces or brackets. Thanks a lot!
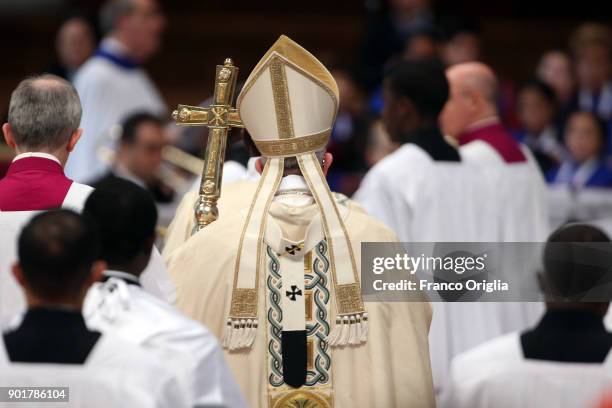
228,288,258,317
269,387,333,408
307,338,314,372
297,153,365,315
244,36,338,100
269,56,294,139
305,291,313,321
230,157,284,319
254,130,330,157
335,283,364,315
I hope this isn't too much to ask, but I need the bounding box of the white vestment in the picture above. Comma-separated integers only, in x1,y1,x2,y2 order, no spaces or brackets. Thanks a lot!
441,333,612,408
0,189,176,329
66,38,166,183
354,142,547,393
0,333,188,408
459,141,550,241
354,143,496,242
84,273,248,408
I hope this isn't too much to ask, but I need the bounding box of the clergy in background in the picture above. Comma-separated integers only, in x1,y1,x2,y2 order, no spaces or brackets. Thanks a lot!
0,74,175,329
0,74,92,211
442,224,612,408
440,61,550,241
352,59,501,394
1,210,188,407
435,61,548,392
353,59,493,243
168,35,435,407
66,0,166,183
83,178,248,408
91,112,180,227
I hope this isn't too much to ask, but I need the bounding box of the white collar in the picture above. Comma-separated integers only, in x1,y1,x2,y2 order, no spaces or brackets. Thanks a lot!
13,152,61,165
101,37,131,58
277,174,309,192
465,116,501,133
275,175,313,206
103,270,141,284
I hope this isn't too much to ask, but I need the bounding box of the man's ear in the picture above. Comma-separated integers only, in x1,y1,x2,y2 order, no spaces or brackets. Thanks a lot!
322,152,334,176
255,157,265,174
11,263,26,288
87,260,107,287
3,123,17,149
67,128,83,152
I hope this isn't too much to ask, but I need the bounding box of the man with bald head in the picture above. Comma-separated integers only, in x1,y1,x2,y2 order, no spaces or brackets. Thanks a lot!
441,61,549,241
441,62,526,163
435,62,550,396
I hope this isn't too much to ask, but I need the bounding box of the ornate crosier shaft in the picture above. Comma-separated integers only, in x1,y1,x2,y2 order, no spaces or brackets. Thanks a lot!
172,58,243,231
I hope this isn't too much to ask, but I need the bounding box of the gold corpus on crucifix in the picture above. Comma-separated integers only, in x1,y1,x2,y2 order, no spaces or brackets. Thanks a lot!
172,58,243,231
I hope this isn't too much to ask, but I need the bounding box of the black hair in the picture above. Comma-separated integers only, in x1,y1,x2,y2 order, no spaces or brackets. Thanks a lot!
83,178,157,266
543,224,612,301
120,111,163,145
518,78,557,106
384,59,449,119
18,209,100,300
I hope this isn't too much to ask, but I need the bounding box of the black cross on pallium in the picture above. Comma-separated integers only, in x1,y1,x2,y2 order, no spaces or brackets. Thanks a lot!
286,285,302,301
284,244,302,255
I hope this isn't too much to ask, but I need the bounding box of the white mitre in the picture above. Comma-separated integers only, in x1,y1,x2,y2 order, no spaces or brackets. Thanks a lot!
223,35,366,351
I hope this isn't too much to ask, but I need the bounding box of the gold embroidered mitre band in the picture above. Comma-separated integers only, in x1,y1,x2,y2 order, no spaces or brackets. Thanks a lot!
222,35,367,351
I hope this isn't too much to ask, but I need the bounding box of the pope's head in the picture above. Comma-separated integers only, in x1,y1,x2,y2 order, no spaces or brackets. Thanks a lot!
2,74,83,166
241,131,334,178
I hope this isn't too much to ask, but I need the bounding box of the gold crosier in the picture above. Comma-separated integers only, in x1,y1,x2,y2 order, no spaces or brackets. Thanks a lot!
172,58,244,231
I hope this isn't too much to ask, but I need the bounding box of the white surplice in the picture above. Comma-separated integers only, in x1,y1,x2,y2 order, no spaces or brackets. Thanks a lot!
354,143,496,242
0,203,176,330
440,333,612,408
0,333,189,408
353,142,547,393
66,38,166,183
83,272,248,408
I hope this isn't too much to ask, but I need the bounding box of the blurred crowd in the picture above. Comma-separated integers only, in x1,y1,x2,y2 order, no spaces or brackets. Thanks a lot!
347,0,612,194
0,0,611,217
